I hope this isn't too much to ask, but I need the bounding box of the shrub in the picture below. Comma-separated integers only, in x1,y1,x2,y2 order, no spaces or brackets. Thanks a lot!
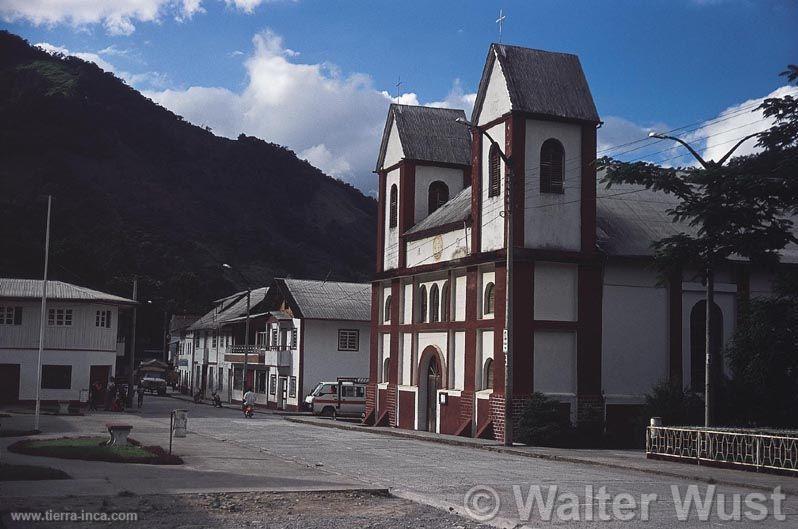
516,393,571,447
644,380,703,426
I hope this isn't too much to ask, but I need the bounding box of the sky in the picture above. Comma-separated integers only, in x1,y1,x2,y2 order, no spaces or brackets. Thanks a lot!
2,0,797,194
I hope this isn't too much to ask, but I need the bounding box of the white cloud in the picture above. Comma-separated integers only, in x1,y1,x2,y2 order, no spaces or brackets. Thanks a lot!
684,85,798,164
144,29,468,191
427,78,477,115
225,0,265,13
2,0,205,35
36,42,168,89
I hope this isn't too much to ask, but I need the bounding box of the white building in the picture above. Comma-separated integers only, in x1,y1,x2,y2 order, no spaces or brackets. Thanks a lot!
0,278,135,405
179,278,371,410
366,43,798,443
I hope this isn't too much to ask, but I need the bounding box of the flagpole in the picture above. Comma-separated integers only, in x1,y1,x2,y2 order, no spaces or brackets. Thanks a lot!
34,195,52,432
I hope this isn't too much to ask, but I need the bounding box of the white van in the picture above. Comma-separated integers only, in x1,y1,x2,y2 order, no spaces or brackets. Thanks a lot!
304,378,367,418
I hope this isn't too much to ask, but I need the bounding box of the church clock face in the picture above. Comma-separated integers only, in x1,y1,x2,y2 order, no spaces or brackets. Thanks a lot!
432,235,444,261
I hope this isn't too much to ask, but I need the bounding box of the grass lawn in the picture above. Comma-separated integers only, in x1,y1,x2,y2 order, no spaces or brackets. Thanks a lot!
0,462,71,481
8,437,182,465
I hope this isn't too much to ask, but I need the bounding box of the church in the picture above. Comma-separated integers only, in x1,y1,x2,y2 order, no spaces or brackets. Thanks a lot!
364,43,794,443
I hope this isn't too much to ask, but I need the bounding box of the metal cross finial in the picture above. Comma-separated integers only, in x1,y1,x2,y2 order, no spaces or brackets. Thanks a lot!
395,77,403,100
496,9,506,43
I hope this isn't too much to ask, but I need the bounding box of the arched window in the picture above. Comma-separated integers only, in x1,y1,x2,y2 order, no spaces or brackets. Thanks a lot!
428,181,449,214
488,144,501,197
384,295,392,323
484,282,495,315
484,358,494,389
383,357,390,382
690,300,723,392
540,139,565,194
430,284,440,323
441,281,450,322
419,285,428,323
388,184,398,228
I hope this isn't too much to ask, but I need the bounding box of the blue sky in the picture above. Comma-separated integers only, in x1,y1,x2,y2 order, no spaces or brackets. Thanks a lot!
2,0,796,193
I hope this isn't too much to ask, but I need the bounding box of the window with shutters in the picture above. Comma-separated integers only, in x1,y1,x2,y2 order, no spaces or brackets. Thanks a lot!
389,184,398,228
0,306,22,325
48,308,73,326
488,144,501,197
337,329,359,351
427,181,449,214
95,310,111,328
418,285,427,323
484,282,495,315
289,376,297,398
429,284,440,323
291,328,298,349
384,295,392,322
540,139,565,194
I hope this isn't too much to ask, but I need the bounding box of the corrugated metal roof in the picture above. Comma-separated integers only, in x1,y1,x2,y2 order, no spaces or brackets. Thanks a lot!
0,278,136,304
169,314,200,333
473,44,600,124
406,186,472,235
278,278,371,321
188,287,268,331
376,104,472,171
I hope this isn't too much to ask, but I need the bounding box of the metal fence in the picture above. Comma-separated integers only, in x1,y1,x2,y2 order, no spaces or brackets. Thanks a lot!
646,425,798,473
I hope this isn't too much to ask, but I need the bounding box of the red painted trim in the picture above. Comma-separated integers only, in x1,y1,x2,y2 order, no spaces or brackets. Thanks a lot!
376,171,386,273
477,114,510,131
512,261,533,394
369,283,380,385
398,161,416,269
373,250,504,280
381,159,469,174
508,113,525,246
471,128,482,253
492,263,507,394
668,271,683,385
388,279,401,385
577,263,603,397
463,267,478,393
580,124,598,254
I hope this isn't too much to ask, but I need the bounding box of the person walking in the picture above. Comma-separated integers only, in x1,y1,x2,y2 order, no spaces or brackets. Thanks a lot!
137,386,144,408
88,382,97,411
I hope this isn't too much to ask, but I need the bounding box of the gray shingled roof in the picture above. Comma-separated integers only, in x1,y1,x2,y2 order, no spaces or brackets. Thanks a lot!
596,180,798,263
406,186,472,235
376,104,472,171
278,278,371,321
0,278,136,304
189,287,268,331
472,44,600,124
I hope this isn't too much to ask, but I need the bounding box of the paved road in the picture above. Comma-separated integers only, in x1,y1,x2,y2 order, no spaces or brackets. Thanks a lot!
166,397,796,528
4,396,796,528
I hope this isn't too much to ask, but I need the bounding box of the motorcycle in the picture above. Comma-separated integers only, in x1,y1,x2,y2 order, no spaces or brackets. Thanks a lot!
211,392,223,408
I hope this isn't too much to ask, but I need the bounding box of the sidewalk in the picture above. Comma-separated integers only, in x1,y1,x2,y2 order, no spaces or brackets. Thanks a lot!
284,415,798,495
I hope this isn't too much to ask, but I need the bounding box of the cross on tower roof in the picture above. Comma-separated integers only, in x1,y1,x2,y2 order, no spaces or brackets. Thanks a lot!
496,9,506,43
395,77,403,100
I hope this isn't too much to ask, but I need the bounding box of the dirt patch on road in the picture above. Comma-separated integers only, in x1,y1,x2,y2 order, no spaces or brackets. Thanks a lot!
1,490,490,529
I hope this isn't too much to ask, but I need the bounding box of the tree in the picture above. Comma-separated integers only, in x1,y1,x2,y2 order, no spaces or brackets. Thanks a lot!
599,66,798,426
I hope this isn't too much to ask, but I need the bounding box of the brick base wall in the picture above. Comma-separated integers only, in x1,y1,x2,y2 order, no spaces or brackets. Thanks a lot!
386,384,397,427
364,383,377,425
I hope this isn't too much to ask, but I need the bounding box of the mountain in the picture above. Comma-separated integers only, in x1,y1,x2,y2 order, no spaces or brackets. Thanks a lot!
0,31,377,328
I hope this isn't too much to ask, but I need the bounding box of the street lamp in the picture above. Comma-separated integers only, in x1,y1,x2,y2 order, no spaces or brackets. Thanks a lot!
456,117,515,447
222,263,252,395
647,130,758,427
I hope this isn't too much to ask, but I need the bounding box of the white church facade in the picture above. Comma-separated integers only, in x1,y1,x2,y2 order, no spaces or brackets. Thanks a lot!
365,43,794,443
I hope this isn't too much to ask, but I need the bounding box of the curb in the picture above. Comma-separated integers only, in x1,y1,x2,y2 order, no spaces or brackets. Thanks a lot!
283,416,798,495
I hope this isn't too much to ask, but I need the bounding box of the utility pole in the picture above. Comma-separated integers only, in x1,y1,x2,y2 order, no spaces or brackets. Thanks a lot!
243,289,251,392
33,195,52,432
128,280,138,407
455,116,514,446
649,131,757,426
504,163,514,447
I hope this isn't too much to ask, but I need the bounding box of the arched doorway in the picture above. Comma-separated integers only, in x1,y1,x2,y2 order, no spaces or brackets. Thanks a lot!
690,300,723,392
425,355,442,432
416,346,446,432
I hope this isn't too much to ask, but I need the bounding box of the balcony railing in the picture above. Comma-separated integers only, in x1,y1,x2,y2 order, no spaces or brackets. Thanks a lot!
646,425,798,474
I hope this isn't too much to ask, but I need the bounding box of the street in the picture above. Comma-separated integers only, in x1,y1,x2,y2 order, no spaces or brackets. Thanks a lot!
2,396,796,528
